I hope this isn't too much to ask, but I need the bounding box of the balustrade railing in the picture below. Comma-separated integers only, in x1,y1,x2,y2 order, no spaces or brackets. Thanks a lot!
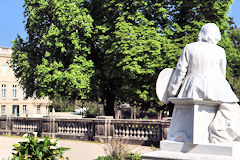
112,119,165,145
0,116,170,145
55,118,95,139
9,117,43,135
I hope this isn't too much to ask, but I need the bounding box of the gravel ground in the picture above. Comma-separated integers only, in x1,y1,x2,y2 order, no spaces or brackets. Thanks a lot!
0,135,154,160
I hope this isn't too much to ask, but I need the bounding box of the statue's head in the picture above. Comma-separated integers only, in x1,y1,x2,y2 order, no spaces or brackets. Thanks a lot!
197,23,221,44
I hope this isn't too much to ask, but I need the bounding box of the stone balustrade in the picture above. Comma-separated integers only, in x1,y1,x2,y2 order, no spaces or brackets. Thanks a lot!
112,119,166,145
0,115,170,145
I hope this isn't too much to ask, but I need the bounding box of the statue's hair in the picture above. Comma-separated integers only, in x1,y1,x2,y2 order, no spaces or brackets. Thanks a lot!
198,23,221,44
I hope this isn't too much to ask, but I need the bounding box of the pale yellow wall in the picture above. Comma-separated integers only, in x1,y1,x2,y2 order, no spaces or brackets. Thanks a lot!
0,47,51,117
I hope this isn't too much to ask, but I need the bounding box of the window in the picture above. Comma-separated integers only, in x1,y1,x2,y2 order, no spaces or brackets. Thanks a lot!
23,105,27,114
1,105,5,115
13,85,17,99
1,84,6,98
37,105,40,114
12,105,19,116
2,65,7,76
23,89,26,99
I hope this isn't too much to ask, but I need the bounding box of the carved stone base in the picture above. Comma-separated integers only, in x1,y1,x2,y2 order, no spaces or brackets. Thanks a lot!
167,98,218,144
142,140,240,160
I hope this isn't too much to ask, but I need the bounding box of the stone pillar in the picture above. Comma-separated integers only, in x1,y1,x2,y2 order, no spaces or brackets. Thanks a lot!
0,116,7,135
6,116,12,135
94,116,113,142
42,115,58,138
42,116,51,137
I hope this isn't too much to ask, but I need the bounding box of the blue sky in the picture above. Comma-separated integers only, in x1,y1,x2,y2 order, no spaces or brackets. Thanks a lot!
0,0,239,48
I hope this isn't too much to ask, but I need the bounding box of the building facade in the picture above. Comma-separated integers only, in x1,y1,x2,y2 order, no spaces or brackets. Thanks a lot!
0,47,51,117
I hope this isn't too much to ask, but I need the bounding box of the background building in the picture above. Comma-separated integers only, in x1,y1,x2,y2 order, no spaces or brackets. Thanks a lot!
0,47,51,117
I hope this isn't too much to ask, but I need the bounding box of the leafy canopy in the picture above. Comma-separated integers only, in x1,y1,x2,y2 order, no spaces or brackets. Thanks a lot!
11,0,237,115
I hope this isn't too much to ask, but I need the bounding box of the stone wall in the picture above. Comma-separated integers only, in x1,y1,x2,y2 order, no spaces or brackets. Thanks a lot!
0,115,170,146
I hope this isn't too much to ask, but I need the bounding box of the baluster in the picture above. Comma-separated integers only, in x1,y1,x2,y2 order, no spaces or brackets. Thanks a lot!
34,122,37,131
115,124,119,137
69,123,73,134
141,125,145,139
59,125,62,133
63,123,67,133
31,121,34,131
119,125,123,137
122,125,126,137
73,123,76,134
149,125,153,138
17,122,20,130
133,125,137,138
137,125,141,138
22,123,26,131
145,125,149,139
125,125,129,137
66,123,70,134
129,124,133,137
61,123,64,133
81,123,84,135
19,122,21,131
16,122,19,130
79,123,83,135
84,123,87,134
76,124,79,134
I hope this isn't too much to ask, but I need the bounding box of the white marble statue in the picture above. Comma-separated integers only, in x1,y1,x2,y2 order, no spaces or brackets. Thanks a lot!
168,23,240,143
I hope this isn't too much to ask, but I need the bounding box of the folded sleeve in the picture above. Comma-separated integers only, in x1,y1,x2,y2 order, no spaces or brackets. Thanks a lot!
220,48,227,78
168,45,189,97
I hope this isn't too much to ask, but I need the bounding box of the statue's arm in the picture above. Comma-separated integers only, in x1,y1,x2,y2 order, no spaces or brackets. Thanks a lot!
220,49,227,78
168,45,189,97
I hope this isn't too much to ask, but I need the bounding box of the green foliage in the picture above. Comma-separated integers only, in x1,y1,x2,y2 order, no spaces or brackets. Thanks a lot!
100,139,143,160
223,26,240,99
11,0,94,101
228,26,240,50
51,97,74,112
11,0,236,115
95,156,115,160
126,153,142,160
12,133,70,160
85,106,97,118
95,153,142,160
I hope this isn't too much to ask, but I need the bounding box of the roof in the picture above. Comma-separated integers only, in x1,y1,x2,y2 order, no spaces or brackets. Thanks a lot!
0,46,12,57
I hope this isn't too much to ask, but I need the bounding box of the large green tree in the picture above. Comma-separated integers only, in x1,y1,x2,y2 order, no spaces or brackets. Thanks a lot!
11,0,235,116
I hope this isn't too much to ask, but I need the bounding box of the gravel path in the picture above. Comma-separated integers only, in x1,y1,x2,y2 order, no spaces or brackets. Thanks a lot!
0,135,154,160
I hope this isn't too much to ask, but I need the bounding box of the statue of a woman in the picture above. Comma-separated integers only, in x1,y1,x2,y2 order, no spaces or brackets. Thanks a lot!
168,23,240,143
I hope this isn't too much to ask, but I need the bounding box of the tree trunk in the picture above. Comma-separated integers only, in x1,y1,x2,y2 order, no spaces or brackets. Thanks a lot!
73,99,78,110
103,94,115,116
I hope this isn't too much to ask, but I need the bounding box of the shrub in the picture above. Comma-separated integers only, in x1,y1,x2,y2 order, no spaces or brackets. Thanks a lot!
126,153,142,160
95,153,142,160
96,139,142,160
12,132,70,160
95,156,115,160
104,139,129,159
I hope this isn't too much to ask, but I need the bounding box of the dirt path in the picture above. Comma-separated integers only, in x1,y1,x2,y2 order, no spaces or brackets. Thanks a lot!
0,135,154,160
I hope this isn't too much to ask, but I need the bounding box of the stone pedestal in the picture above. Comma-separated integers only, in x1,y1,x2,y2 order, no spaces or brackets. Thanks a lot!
167,98,218,144
142,98,240,160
